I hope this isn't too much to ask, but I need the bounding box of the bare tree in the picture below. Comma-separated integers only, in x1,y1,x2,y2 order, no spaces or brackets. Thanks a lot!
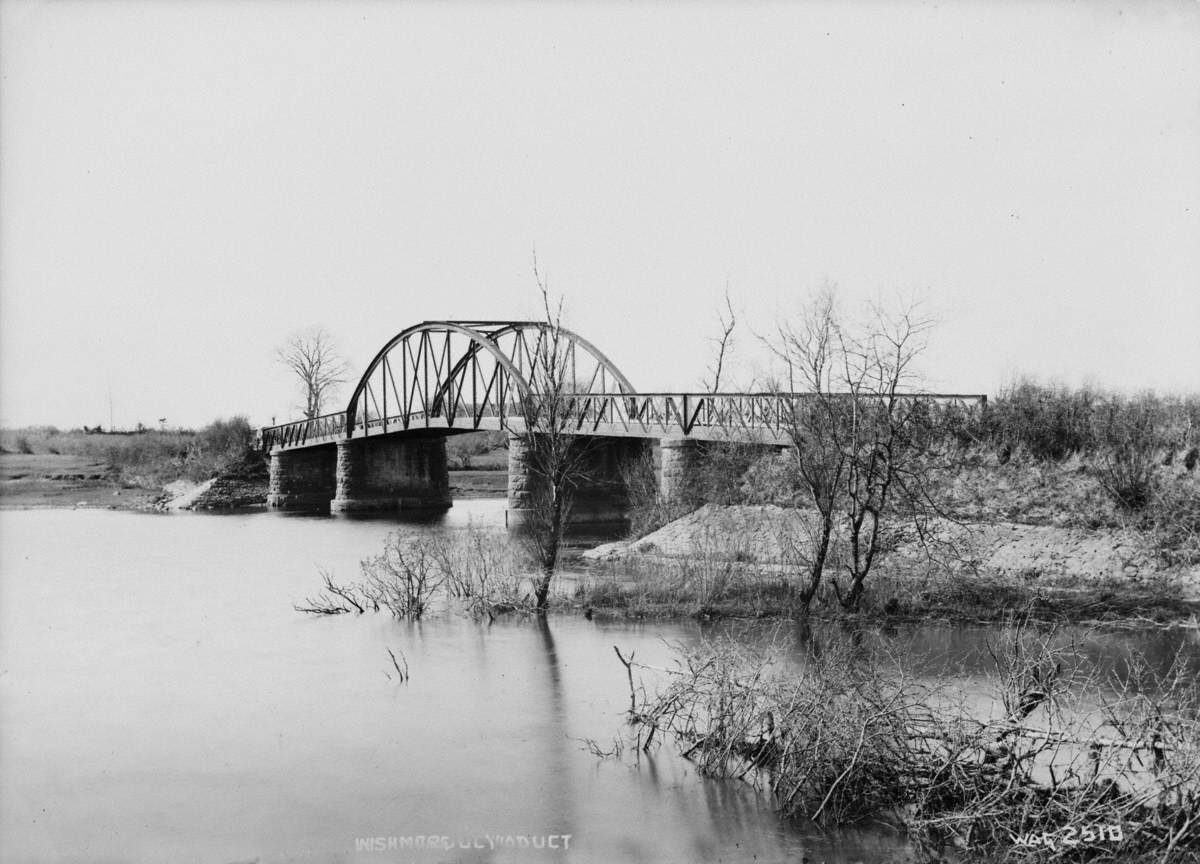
832,299,934,610
276,327,350,420
769,289,936,611
705,285,737,391
769,289,847,610
516,260,595,610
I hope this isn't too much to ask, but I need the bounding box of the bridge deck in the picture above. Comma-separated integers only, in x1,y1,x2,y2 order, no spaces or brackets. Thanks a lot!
260,392,986,453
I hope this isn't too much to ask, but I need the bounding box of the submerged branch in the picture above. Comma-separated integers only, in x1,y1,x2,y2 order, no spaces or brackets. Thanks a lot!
614,627,1200,861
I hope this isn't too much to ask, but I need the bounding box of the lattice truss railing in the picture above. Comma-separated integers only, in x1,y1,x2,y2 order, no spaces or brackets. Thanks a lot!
529,392,987,442
260,391,987,451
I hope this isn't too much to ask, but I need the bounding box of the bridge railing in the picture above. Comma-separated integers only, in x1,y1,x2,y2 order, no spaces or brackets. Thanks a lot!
354,403,507,437
560,392,988,439
262,392,988,449
259,411,347,451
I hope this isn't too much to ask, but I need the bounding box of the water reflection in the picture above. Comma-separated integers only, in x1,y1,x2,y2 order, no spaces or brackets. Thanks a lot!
699,617,1200,682
0,505,1193,864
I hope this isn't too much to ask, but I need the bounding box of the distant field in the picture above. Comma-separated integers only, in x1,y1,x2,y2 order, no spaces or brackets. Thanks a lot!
0,427,193,458
1,419,253,491
0,452,106,476
445,430,508,471
0,452,160,509
0,426,509,508
448,469,508,498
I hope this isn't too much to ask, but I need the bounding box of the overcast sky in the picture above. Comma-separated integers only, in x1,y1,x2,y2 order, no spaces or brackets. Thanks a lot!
1,0,1197,430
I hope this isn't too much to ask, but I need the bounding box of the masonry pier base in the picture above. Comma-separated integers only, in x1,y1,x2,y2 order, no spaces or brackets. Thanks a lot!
658,437,703,508
329,436,452,514
266,446,337,511
505,433,648,529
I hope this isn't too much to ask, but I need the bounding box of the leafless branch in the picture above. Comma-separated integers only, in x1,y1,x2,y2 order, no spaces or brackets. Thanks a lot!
276,327,351,419
706,285,737,391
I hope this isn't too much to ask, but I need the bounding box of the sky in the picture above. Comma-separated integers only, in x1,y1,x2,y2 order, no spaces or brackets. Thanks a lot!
1,0,1197,430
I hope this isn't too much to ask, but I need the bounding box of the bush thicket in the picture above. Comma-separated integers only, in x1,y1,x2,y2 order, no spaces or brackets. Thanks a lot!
618,380,1200,567
1,417,259,487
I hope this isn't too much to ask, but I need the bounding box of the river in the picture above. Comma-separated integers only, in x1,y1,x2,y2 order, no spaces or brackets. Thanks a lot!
1,503,1196,864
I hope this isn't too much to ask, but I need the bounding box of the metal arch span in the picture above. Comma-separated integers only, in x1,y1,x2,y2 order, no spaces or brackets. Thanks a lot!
344,320,636,438
256,318,989,452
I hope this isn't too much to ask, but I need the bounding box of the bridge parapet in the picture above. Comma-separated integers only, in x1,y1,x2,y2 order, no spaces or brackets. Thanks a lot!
260,391,988,451
260,411,348,451
260,318,987,518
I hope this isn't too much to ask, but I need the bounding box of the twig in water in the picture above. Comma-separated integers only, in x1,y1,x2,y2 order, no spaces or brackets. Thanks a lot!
387,647,409,683
614,646,637,715
321,569,365,614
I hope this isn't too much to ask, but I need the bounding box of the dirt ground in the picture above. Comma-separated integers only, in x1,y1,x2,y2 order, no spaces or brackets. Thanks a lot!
584,503,1200,602
0,453,160,510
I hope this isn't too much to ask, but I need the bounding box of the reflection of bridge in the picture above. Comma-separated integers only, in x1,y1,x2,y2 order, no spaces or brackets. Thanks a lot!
260,320,986,522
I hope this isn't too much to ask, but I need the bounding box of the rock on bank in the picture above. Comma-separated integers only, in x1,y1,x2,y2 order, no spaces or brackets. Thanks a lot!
162,451,268,510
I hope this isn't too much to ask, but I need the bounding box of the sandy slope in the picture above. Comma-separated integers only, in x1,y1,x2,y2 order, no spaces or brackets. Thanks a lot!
584,503,1200,599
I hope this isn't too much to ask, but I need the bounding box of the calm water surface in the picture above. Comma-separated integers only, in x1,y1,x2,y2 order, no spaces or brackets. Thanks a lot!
1,504,1196,864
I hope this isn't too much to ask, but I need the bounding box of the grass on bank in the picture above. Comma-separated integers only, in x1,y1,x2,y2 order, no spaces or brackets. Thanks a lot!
290,516,1198,626
0,418,261,488
574,556,1198,626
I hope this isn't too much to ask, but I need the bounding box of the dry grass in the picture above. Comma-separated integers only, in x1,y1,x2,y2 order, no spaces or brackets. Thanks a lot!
295,527,536,620
576,549,1197,626
0,419,256,487
616,621,1199,862
577,533,816,620
858,567,1193,626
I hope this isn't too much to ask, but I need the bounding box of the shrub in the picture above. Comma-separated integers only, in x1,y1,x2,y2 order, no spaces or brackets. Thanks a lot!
360,534,445,620
619,446,673,539
692,441,773,505
986,379,1099,459
180,416,254,481
433,526,530,615
621,625,1200,862
739,452,797,506
1149,478,1200,566
445,431,503,469
295,529,533,620
984,381,1199,466
195,416,253,454
1091,395,1164,510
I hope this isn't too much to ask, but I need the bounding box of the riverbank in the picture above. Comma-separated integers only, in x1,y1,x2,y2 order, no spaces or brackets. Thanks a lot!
0,453,161,510
576,503,1200,624
0,450,265,511
0,419,255,509
0,450,509,509
7,437,1198,628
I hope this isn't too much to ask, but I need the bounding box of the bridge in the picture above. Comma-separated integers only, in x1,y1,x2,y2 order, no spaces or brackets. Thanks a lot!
260,320,986,523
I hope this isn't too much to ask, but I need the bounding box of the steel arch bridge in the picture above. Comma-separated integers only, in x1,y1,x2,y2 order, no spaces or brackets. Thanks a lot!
259,319,987,451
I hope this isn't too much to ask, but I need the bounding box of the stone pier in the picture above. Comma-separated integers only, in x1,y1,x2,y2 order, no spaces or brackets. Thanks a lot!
506,433,647,528
266,446,337,511
330,436,452,514
658,437,702,507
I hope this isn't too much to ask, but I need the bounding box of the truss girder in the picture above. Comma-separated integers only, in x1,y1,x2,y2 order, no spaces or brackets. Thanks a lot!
257,319,986,452
343,320,636,438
